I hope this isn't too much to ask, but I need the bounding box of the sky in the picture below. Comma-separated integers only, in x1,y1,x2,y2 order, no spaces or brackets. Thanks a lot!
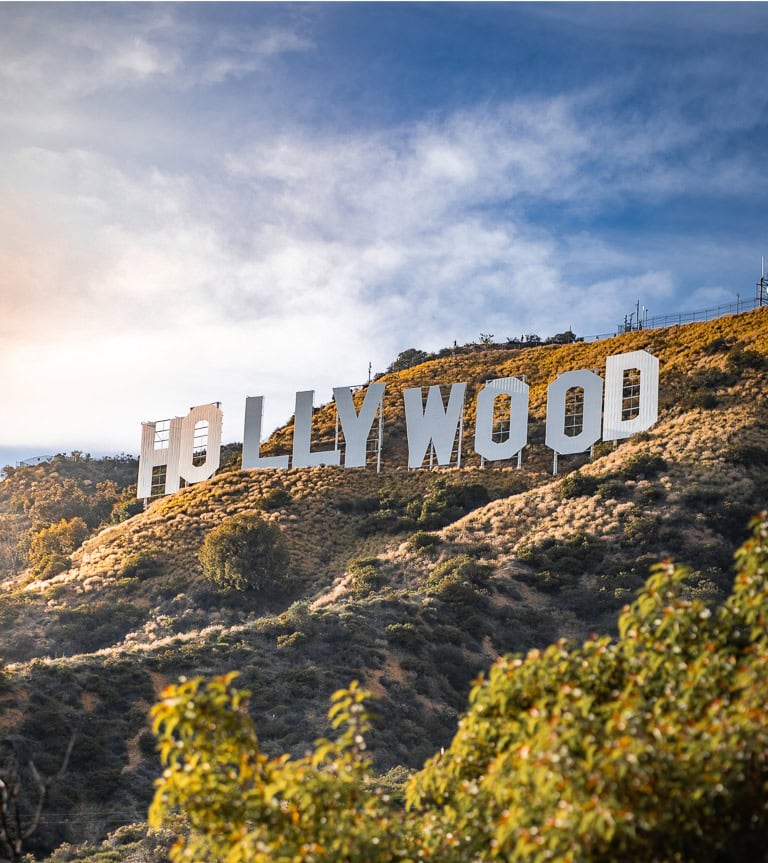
0,2,766,466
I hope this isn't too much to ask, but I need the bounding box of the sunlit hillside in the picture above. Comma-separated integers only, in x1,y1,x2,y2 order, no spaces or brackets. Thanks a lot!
0,307,766,858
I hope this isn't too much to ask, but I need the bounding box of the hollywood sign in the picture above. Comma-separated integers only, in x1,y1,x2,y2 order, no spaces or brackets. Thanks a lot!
137,349,659,499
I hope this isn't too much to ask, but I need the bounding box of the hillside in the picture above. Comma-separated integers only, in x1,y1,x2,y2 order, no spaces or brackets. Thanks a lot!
0,308,767,858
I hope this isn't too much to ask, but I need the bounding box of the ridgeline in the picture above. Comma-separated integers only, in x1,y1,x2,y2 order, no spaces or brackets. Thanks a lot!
0,308,767,859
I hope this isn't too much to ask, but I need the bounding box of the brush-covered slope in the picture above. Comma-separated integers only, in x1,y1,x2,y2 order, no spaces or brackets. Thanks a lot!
1,308,767,857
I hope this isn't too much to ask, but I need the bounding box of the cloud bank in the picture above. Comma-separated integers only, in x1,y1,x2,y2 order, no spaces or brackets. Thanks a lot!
0,4,765,457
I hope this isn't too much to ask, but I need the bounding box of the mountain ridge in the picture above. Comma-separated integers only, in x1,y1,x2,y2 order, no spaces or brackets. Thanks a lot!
0,307,766,858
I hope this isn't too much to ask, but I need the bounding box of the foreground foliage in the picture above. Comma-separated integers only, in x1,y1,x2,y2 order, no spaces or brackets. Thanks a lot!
150,516,768,862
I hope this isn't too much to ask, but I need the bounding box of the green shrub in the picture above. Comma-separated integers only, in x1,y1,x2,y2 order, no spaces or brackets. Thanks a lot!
28,517,88,573
34,552,71,580
559,471,598,499
636,482,665,504
358,492,415,536
425,555,491,601
702,336,734,354
358,482,491,537
725,443,768,468
417,480,489,530
118,550,162,581
336,496,380,515
618,452,667,480
52,601,146,653
259,488,293,511
387,348,429,373
726,346,767,373
276,631,307,650
406,516,768,861
595,476,631,500
110,497,145,523
407,531,440,553
622,511,662,547
690,390,720,410
517,532,605,577
348,558,385,597
386,622,424,649
199,513,289,593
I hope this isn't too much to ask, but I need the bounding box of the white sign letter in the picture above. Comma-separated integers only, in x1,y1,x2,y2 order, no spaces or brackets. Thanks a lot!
545,370,603,455
137,402,221,498
474,377,529,462
292,390,341,468
334,383,385,468
242,396,290,470
602,349,659,441
403,383,466,469
176,403,223,485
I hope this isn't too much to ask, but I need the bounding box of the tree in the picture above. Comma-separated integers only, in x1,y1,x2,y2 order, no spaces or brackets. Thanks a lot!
198,512,288,592
408,513,768,862
151,515,768,862
27,516,89,579
0,732,76,863
386,348,428,374
150,678,407,862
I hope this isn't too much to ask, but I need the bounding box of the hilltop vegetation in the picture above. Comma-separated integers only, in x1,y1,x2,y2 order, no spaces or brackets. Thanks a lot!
149,516,768,862
0,452,138,583
0,308,766,858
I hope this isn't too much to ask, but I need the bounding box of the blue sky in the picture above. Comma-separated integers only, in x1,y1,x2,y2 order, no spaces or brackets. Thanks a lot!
0,2,766,465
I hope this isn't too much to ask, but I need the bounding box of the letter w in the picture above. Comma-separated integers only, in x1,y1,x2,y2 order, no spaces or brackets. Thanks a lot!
403,383,466,469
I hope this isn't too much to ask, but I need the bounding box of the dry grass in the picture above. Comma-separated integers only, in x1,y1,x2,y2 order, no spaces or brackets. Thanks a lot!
5,307,767,653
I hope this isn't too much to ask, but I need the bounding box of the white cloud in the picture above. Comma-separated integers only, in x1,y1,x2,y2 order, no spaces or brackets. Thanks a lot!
0,5,311,105
0,7,764,454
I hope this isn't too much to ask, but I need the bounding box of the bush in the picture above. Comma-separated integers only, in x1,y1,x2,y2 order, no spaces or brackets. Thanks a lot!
517,532,605,577
387,348,429,373
407,516,768,861
622,511,662,547
118,550,162,581
259,488,293,511
386,623,424,649
618,452,667,480
28,517,89,574
407,531,440,553
726,346,767,373
199,513,289,593
595,476,631,500
425,555,491,601
34,552,71,580
110,497,145,523
725,443,768,468
559,471,598,499
417,481,490,530
348,558,385,597
702,336,734,355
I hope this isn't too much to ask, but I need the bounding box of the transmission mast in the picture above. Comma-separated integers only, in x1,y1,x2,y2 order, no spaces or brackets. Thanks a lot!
758,256,768,308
